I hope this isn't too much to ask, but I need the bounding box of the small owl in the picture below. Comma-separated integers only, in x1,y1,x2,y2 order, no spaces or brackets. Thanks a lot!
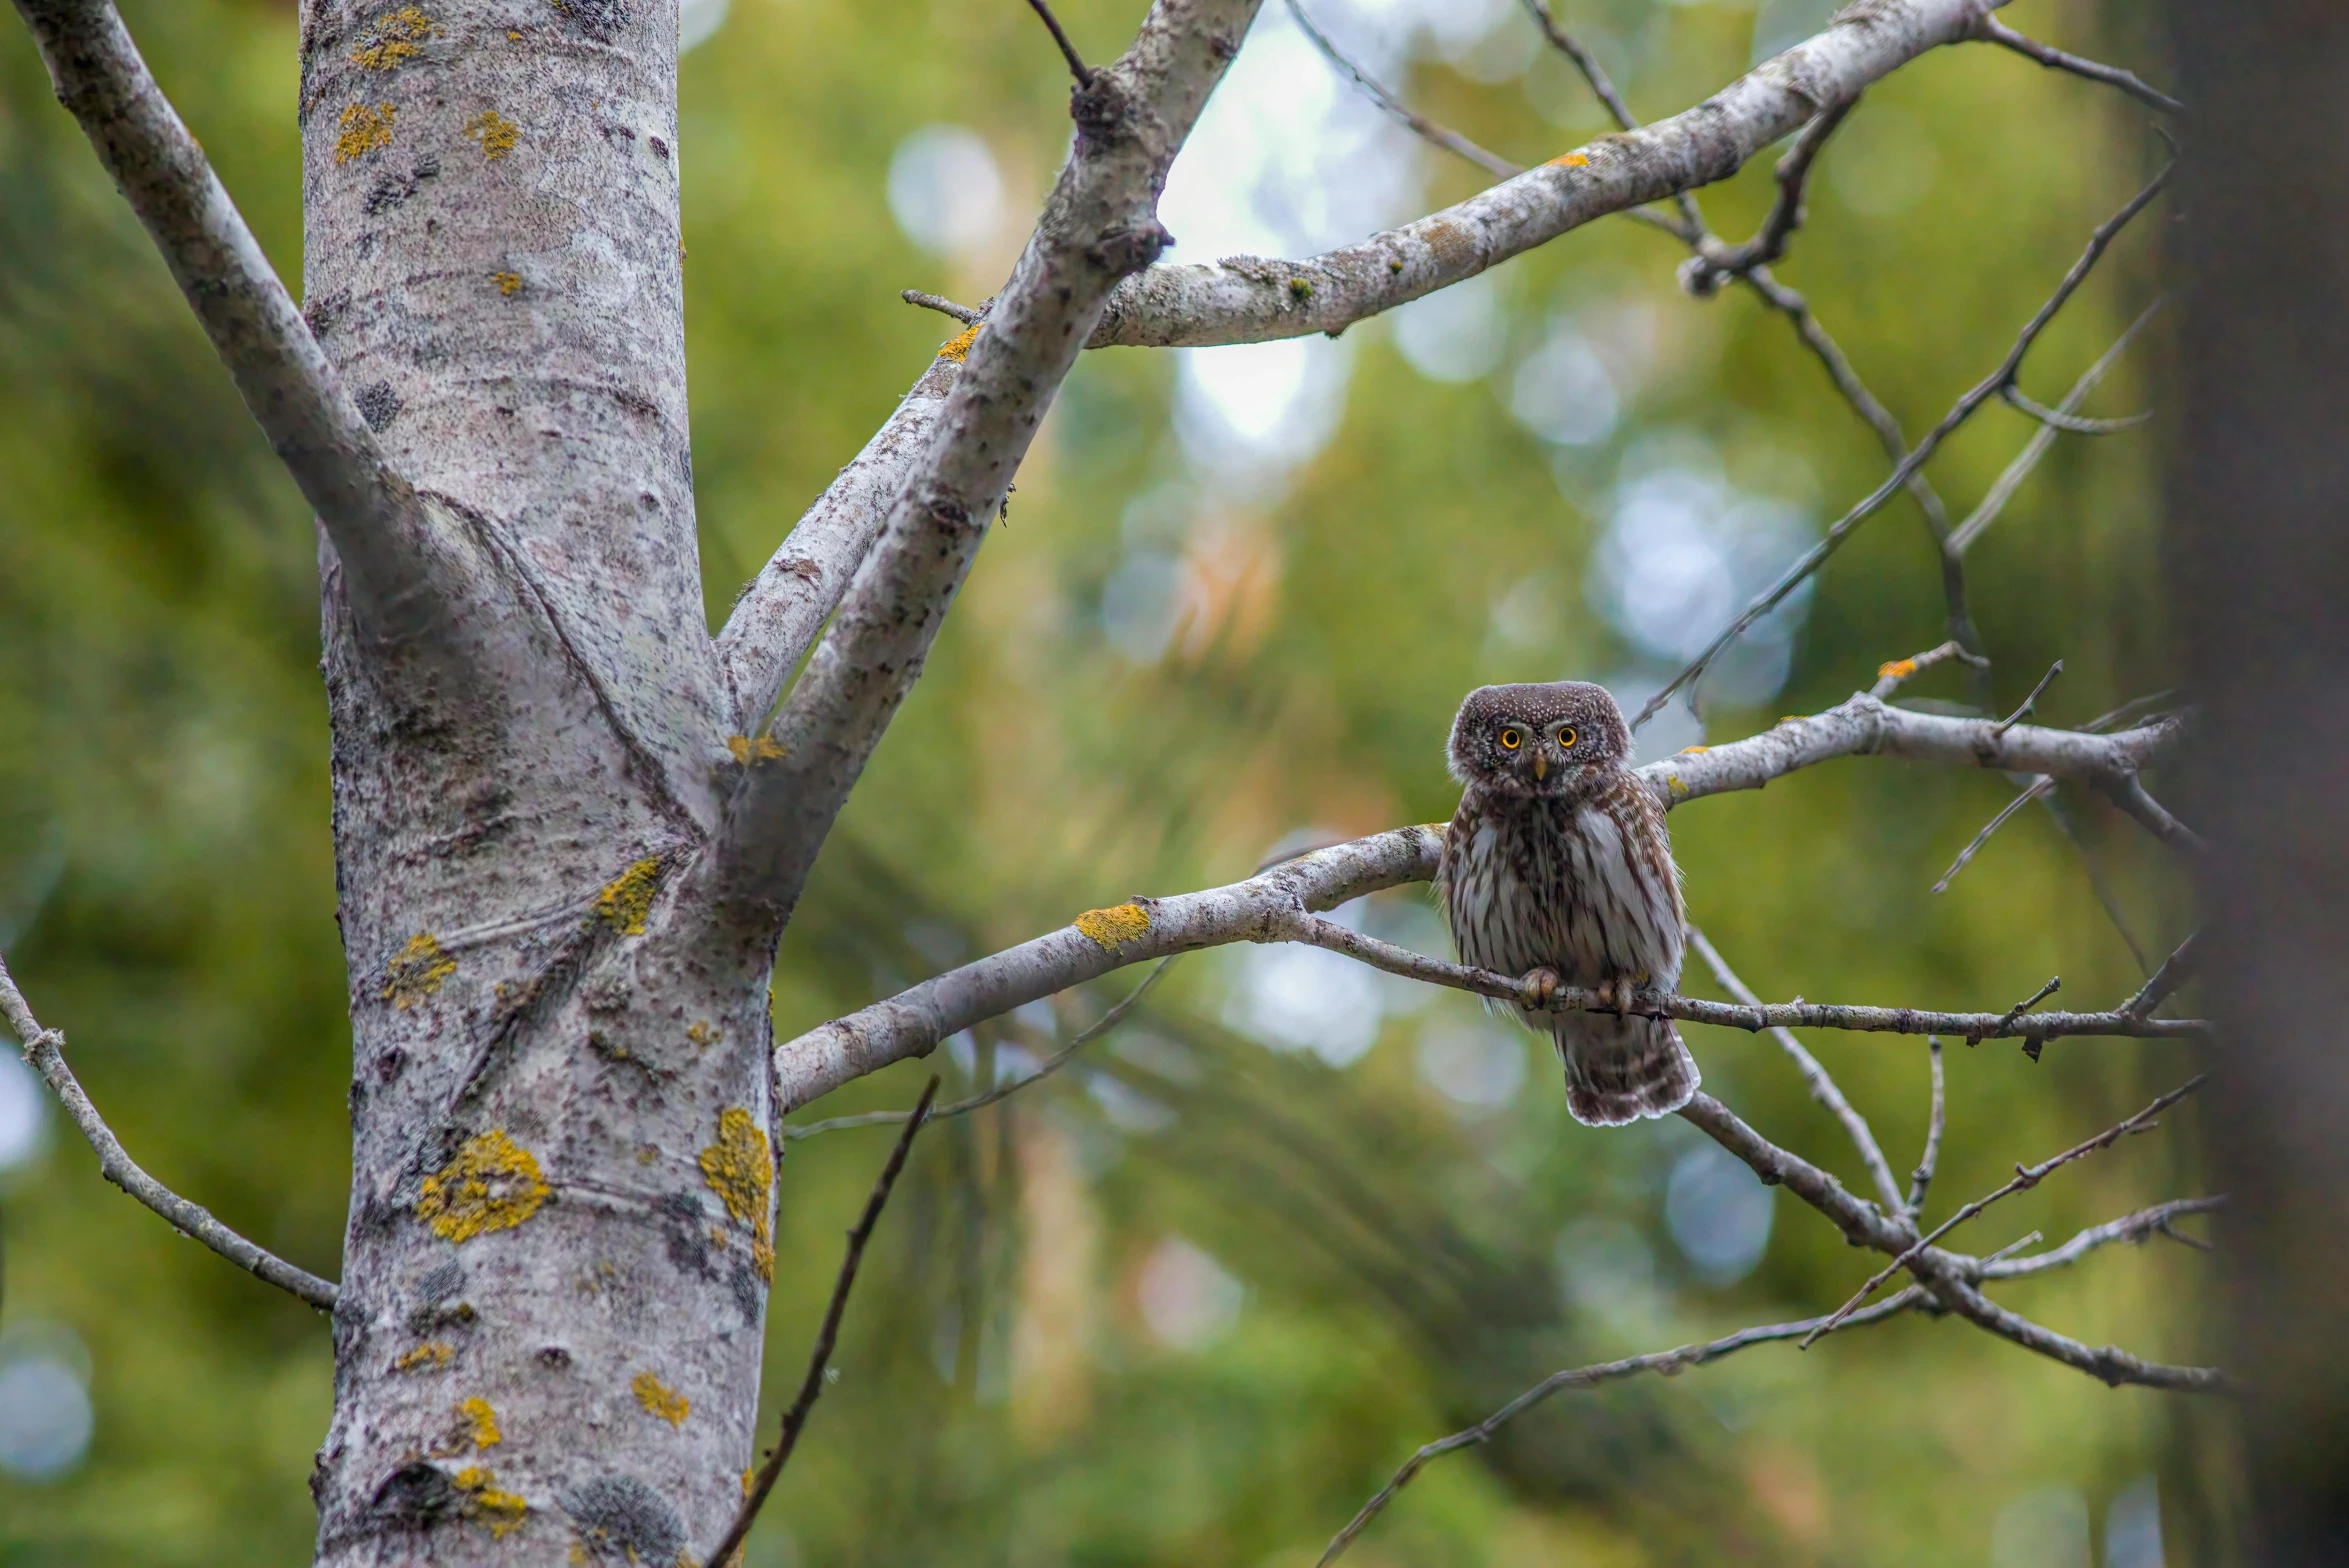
1435,681,1698,1126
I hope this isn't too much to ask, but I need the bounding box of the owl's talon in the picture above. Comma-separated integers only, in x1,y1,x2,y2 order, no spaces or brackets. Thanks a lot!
1523,968,1561,1007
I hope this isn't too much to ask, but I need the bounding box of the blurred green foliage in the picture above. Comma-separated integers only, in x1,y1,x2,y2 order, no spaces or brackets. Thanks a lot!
0,0,2229,1563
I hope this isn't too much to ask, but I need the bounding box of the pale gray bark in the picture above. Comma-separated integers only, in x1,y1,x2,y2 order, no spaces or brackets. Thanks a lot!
1090,0,2006,349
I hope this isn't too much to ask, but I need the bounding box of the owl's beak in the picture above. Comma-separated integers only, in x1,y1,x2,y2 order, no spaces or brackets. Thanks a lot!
1533,751,1548,781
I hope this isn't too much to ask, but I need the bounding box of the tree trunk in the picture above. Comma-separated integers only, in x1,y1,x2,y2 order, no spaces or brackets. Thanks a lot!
295,3,770,1560
2168,2,2349,1561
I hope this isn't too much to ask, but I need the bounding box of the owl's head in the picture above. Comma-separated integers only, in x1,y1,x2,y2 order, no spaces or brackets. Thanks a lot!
1447,681,1631,796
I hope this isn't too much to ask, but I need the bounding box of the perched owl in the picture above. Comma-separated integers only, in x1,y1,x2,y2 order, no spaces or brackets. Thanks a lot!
1435,681,1698,1126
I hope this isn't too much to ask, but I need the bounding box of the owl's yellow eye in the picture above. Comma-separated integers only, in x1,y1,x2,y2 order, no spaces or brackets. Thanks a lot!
1557,726,1577,748
1498,727,1523,751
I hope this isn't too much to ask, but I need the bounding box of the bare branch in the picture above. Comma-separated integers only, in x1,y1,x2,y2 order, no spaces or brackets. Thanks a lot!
1994,660,2065,736
1681,1093,2232,1392
704,1077,939,1568
1908,1037,1945,1215
9,0,465,650
1979,1196,2226,1280
0,950,338,1311
785,956,1177,1139
1687,927,1908,1215
1870,641,1991,699
701,0,1265,935
1632,158,2173,728
1514,0,1706,238
1934,777,2054,892
1091,0,1998,348
1806,1076,2207,1343
2121,931,2201,1018
1023,0,1095,86
2000,379,2152,435
1680,95,1858,294
713,360,956,731
1317,1289,1928,1565
900,289,987,325
1950,298,2163,554
777,695,2192,1110
2100,773,2205,854
1972,15,2183,116
1287,0,1522,180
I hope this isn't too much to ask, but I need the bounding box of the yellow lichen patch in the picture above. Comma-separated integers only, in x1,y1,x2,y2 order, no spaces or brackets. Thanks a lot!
1676,745,1709,755
725,733,786,764
350,6,436,68
454,1466,528,1538
1287,276,1314,300
1667,775,1690,799
699,1109,774,1279
595,858,660,935
417,1129,550,1242
937,323,981,362
686,1020,719,1049
1074,901,1150,955
465,109,521,160
383,932,457,1008
631,1370,689,1427
458,1396,501,1449
335,103,396,164
741,1466,755,1497
394,1341,454,1372
490,270,523,296
1549,150,1591,168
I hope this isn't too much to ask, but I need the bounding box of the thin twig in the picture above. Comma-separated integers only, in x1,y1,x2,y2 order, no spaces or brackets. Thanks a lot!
1980,1195,2225,1280
2100,774,2205,855
786,957,1176,1139
2000,380,2151,435
1992,976,2062,1035
1022,0,1093,86
1681,96,1858,294
1316,1289,1927,1565
2082,686,2181,735
1951,298,2164,554
704,1076,941,1568
1515,0,1707,238
1993,661,2064,736
1934,776,2055,893
0,950,339,1310
1803,1075,2206,1345
1870,640,1990,700
2120,931,2200,1018
1287,0,1521,180
1907,1037,1944,1215
1973,16,2183,116
1633,157,2174,729
1687,926,1906,1216
1291,916,2205,1044
900,288,986,325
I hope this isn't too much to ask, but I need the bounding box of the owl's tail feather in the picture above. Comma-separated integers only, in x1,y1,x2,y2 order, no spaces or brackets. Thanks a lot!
1556,1013,1700,1127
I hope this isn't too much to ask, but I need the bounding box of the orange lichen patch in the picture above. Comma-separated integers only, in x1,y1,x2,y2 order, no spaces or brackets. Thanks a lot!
1074,902,1150,955
465,109,521,160
335,103,396,163
1549,150,1591,168
1876,657,1917,681
350,6,436,68
453,1466,528,1538
632,1371,690,1427
1676,745,1710,755
725,733,786,764
394,1341,454,1372
458,1396,502,1449
492,270,522,296
417,1130,550,1241
595,858,660,935
937,323,981,362
383,932,457,1008
698,1108,774,1281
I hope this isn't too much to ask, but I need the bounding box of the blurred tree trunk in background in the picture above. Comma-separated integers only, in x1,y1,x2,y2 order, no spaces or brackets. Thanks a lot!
2169,4,2349,1562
